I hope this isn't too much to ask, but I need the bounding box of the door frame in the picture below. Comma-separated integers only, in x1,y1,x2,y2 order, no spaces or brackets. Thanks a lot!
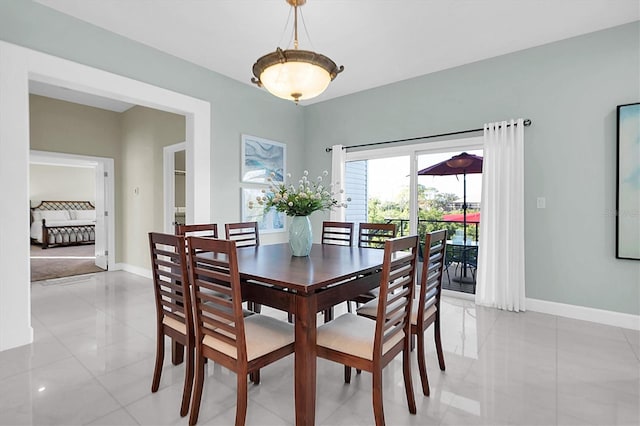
29,150,115,269
0,40,211,351
163,142,186,233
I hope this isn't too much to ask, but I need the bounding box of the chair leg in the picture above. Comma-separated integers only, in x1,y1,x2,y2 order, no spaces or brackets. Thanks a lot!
247,301,262,313
434,320,446,371
416,330,430,396
180,342,194,416
372,369,385,426
288,313,294,323
323,307,333,323
236,372,248,426
250,369,261,385
346,301,352,313
151,332,164,392
172,339,184,365
344,365,351,384
402,344,417,414
189,351,205,426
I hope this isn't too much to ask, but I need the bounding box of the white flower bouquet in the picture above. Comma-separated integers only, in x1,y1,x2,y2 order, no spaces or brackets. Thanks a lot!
250,170,347,216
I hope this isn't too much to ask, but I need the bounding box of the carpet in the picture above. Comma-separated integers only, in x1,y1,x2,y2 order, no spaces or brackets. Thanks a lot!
30,243,105,282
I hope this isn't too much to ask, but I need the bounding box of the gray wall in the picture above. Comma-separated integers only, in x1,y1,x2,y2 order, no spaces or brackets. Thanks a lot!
0,0,304,237
304,22,640,316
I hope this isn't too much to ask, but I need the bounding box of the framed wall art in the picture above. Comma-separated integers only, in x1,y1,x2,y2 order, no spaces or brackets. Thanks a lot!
241,134,286,184
241,187,285,234
616,102,640,260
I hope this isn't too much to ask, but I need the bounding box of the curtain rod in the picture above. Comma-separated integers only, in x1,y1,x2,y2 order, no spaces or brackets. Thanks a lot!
325,119,532,152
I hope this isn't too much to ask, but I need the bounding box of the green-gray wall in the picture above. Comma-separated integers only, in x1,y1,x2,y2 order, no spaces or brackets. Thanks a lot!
303,22,640,316
0,0,304,237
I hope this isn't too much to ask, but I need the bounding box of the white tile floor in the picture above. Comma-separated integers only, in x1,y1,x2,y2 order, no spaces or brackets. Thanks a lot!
1,270,638,425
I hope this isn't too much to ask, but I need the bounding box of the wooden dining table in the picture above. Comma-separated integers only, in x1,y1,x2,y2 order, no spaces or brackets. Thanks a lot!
234,242,386,426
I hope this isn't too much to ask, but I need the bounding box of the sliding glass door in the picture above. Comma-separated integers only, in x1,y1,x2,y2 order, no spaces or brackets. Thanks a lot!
343,138,483,294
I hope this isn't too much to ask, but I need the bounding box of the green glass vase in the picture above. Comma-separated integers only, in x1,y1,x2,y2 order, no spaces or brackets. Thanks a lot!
289,215,312,256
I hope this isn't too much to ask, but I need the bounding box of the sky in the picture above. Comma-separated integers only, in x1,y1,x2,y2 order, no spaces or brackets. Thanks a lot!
367,150,483,203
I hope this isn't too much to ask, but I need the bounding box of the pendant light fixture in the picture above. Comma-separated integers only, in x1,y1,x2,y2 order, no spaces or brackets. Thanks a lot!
251,0,344,104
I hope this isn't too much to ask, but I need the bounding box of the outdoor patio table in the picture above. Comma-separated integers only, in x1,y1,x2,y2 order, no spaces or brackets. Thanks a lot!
447,240,479,284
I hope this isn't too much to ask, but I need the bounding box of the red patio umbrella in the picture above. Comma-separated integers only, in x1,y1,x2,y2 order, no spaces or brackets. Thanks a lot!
443,212,481,223
418,152,483,245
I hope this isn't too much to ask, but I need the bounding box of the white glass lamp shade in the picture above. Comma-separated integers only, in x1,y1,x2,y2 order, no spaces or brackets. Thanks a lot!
252,48,343,102
260,61,331,101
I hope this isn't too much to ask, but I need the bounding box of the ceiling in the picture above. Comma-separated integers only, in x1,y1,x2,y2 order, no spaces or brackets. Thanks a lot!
35,0,639,105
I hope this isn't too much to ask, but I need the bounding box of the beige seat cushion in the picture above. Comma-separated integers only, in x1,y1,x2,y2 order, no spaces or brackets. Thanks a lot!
163,316,187,335
317,313,404,360
202,314,293,361
357,298,437,326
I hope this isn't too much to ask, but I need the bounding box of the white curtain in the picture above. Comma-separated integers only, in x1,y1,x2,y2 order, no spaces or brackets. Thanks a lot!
330,144,346,221
475,119,526,312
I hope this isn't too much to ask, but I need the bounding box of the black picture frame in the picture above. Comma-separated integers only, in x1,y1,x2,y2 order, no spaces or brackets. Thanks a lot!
616,102,640,260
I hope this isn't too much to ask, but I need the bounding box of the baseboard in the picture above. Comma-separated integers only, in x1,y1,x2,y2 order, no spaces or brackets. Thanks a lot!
442,290,639,331
112,262,152,279
526,297,640,331
442,289,475,301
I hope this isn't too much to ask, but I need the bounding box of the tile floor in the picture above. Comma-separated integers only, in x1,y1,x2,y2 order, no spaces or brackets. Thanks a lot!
0,271,638,425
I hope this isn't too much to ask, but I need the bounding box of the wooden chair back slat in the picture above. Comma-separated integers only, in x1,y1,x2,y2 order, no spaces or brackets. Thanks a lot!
418,230,447,323
175,223,219,238
358,223,398,249
372,235,418,357
149,232,193,336
224,222,260,247
322,221,354,246
187,236,248,364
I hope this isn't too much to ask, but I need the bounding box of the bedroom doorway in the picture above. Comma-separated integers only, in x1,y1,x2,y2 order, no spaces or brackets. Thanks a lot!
29,150,114,278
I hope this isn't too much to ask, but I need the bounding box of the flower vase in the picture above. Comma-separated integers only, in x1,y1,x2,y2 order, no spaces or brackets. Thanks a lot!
289,215,312,256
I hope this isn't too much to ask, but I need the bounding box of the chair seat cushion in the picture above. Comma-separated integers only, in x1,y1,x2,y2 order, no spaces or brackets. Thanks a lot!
203,314,293,361
163,315,187,335
316,313,404,360
356,298,437,326
163,307,254,336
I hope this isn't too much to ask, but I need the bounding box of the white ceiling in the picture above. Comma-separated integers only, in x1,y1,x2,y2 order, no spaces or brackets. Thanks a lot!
36,0,640,105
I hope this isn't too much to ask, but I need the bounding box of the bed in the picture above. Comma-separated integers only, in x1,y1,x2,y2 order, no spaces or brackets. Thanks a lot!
30,201,96,249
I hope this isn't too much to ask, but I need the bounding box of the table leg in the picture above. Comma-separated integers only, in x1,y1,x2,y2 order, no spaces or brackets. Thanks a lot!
295,294,317,426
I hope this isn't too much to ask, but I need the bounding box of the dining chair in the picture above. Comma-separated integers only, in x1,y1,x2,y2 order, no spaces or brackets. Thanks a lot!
345,222,398,313
186,236,295,426
316,235,418,426
357,230,447,396
225,221,261,313
148,232,194,417
358,222,397,249
321,221,354,246
224,221,260,247
175,223,218,238
318,221,355,322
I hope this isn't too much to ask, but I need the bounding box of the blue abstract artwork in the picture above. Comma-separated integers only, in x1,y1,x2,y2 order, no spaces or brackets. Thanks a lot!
241,135,286,183
617,103,640,259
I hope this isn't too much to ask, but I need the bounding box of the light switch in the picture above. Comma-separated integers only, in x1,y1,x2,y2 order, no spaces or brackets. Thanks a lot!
537,197,546,209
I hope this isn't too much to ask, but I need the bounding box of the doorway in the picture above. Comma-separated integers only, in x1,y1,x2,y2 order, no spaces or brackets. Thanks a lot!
0,39,212,351
343,137,483,295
